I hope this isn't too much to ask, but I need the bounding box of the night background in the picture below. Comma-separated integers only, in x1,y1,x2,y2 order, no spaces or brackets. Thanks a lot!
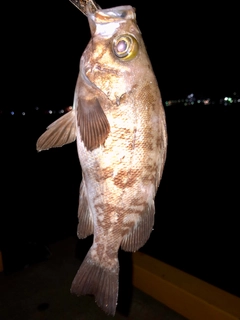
1,0,239,303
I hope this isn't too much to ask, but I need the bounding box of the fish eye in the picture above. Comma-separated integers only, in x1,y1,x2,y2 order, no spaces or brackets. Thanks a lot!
112,34,138,61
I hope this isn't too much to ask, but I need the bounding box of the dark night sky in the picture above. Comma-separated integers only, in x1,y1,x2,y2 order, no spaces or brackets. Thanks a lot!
2,1,239,296
5,0,239,110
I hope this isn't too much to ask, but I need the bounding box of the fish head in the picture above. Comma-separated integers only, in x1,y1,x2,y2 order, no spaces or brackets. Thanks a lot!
81,5,153,103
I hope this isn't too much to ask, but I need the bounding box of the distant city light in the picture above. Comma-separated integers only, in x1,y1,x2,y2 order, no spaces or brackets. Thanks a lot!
1,91,239,117
163,91,239,107
203,99,210,105
224,97,233,103
65,106,73,112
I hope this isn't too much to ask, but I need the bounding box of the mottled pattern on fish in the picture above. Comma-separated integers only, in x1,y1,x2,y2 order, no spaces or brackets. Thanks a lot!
36,2,167,316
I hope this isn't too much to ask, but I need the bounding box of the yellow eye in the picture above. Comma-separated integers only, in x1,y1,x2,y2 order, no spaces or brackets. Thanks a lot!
113,34,139,61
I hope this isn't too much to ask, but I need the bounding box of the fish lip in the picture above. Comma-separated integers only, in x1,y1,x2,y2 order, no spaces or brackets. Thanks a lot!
87,6,136,37
89,5,135,21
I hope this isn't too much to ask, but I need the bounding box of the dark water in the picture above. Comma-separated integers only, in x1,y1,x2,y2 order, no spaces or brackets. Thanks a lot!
0,104,239,297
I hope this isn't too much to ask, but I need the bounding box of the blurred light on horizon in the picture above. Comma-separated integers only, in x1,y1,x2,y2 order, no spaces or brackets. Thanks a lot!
1,92,239,116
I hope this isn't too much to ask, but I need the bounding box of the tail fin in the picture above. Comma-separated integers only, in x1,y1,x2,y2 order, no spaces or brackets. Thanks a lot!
71,251,119,316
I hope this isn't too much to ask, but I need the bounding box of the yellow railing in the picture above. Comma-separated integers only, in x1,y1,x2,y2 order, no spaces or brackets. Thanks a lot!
132,252,240,320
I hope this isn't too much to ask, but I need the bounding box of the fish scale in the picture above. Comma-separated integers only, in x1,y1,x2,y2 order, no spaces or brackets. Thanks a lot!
36,1,167,316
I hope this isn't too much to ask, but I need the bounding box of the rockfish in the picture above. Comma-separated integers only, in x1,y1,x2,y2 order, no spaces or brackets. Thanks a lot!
37,0,167,315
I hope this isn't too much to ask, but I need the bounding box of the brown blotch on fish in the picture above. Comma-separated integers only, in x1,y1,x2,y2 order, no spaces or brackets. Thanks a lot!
142,164,158,185
101,167,114,180
116,128,132,142
113,169,140,188
129,197,146,206
156,135,164,149
137,84,156,109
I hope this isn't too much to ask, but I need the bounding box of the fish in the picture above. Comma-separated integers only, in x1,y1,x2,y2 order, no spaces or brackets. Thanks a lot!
36,0,167,316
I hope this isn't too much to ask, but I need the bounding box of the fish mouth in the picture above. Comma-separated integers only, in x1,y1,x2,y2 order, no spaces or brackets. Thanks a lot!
90,6,136,23
88,6,136,37
69,1,136,37
69,1,135,20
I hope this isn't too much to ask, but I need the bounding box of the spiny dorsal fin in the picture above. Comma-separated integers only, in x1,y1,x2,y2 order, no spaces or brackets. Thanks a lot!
36,109,76,151
77,97,110,151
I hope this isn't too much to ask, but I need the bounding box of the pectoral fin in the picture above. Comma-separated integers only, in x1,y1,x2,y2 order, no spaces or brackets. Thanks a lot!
77,97,110,151
36,109,76,151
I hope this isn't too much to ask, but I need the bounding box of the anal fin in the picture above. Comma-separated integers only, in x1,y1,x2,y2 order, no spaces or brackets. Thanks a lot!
77,179,93,239
36,109,76,151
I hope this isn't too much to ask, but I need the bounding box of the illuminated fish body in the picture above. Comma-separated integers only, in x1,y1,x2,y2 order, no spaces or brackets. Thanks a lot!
37,1,167,316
